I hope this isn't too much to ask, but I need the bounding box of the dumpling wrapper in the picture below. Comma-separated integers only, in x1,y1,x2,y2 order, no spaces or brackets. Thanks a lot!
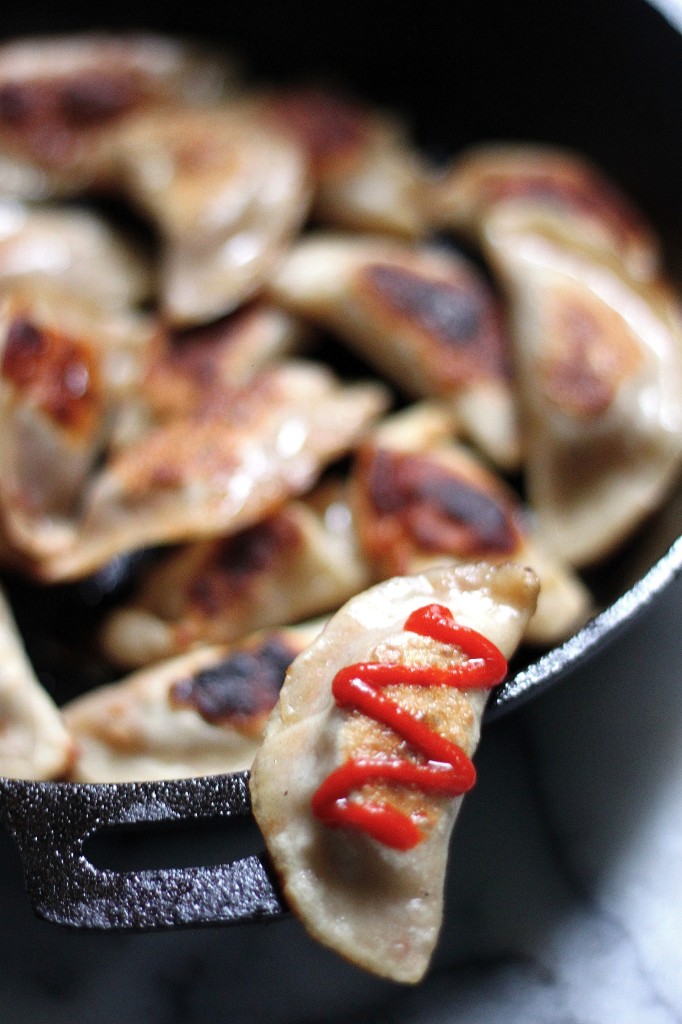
484,213,682,566
29,360,389,581
0,32,230,198
112,105,312,326
351,404,591,645
0,284,158,565
250,562,538,983
65,619,324,782
0,199,152,309
429,142,660,282
270,233,520,470
100,489,372,668
0,584,73,780
253,86,430,238
111,303,308,449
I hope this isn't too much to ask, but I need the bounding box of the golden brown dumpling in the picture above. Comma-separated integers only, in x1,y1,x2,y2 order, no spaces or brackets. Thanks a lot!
484,212,682,566
351,404,591,645
65,619,324,782
112,105,312,325
0,32,229,198
30,360,388,581
251,563,538,983
0,284,157,567
100,489,372,668
270,233,520,470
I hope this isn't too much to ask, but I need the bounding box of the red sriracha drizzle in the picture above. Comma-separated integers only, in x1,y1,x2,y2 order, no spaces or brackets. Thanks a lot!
310,603,507,850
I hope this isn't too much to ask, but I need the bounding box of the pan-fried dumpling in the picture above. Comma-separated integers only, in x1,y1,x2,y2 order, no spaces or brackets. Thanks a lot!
112,105,312,325
270,233,520,470
0,285,157,565
0,584,73,779
111,303,308,449
65,620,324,782
0,199,152,308
0,32,229,198
30,360,389,581
250,562,538,983
429,143,660,282
351,404,591,645
100,490,372,668
253,86,430,237
484,212,682,566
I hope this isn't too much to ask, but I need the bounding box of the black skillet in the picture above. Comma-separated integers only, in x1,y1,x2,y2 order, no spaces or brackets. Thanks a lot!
0,0,681,933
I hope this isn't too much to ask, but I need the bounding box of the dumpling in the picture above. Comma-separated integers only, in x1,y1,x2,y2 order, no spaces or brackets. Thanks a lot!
0,199,152,309
0,584,73,780
65,619,324,782
111,105,312,325
0,32,229,198
483,212,682,566
351,404,591,645
30,360,388,581
100,489,372,668
270,233,520,470
111,303,308,448
253,86,430,237
429,143,660,282
250,562,538,983
0,284,157,566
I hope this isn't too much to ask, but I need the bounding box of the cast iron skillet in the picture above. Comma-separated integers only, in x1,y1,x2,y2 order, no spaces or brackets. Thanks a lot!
0,0,681,933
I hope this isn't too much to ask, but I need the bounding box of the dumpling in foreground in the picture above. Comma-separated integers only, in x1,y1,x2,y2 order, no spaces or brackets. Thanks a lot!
250,562,538,983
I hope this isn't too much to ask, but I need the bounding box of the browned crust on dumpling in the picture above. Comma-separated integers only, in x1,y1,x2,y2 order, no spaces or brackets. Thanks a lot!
430,143,660,281
2,311,102,439
0,33,229,194
65,620,323,782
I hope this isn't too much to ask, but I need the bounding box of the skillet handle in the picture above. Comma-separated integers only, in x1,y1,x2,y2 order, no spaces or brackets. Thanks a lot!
0,772,286,929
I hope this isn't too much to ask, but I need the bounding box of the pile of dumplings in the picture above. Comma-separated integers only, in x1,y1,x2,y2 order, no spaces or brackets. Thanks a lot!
0,32,680,783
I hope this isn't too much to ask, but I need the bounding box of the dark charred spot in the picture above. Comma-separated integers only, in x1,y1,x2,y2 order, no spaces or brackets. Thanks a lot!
0,83,31,124
187,515,301,615
367,449,517,555
169,637,296,726
2,315,100,432
59,73,139,126
367,264,484,343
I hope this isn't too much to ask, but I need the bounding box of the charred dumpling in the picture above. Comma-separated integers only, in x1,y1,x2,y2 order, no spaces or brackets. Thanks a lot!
100,489,372,668
351,404,591,644
484,212,682,566
111,303,308,448
251,563,538,983
0,284,157,566
30,360,388,581
270,233,520,470
0,32,230,199
65,619,324,782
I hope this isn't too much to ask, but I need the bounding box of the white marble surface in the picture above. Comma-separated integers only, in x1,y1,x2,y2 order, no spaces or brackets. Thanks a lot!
0,573,680,1023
